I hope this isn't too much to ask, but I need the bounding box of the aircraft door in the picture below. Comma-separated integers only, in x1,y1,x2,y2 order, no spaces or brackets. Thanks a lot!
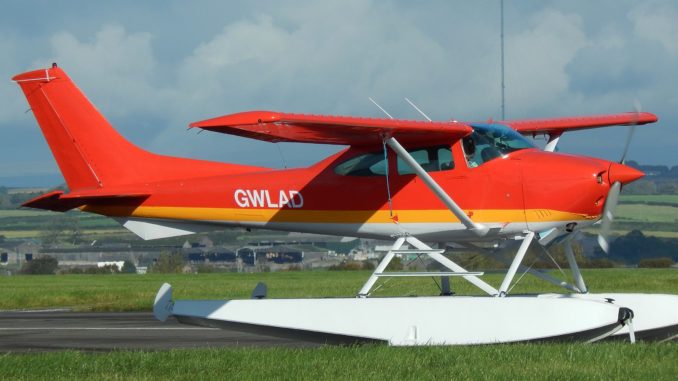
453,140,528,233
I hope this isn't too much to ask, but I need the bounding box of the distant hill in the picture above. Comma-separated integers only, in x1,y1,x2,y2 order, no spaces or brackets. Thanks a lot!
626,161,678,179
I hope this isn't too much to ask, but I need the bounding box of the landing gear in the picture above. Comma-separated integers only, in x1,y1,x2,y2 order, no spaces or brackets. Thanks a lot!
357,235,494,298
153,233,678,345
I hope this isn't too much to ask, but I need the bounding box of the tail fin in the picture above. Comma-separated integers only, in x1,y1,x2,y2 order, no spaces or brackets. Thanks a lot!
13,65,263,192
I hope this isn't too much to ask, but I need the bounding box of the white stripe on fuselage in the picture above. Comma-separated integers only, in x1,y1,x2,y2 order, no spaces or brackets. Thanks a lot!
116,217,596,241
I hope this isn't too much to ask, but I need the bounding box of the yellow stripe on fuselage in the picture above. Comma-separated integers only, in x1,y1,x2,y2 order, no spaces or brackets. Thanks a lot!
81,205,596,224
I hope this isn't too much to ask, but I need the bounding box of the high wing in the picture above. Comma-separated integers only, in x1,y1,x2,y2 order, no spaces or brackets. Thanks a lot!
190,111,473,146
501,112,658,136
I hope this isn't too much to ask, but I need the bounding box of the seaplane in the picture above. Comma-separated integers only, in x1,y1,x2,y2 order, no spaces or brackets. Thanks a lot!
13,64,678,345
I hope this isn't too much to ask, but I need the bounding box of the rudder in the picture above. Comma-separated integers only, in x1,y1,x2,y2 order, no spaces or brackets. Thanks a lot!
13,65,264,192
12,65,157,191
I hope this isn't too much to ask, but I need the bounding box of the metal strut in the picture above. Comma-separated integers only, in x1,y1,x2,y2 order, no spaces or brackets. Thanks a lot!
498,231,535,296
564,237,588,293
357,236,499,297
384,137,488,236
465,232,589,294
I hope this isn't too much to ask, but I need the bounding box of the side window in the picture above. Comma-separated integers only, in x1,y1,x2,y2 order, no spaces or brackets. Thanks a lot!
463,134,501,168
397,146,454,175
437,147,454,170
334,152,387,176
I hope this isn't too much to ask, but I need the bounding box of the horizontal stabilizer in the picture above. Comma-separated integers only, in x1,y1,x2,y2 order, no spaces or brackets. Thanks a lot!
116,218,212,240
22,190,149,212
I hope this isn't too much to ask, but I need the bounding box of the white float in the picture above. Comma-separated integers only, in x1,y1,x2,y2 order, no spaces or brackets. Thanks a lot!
564,293,678,341
154,283,639,345
153,235,678,345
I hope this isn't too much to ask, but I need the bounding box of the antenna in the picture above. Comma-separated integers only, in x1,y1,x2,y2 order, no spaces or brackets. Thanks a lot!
404,97,432,122
500,0,506,120
368,97,394,119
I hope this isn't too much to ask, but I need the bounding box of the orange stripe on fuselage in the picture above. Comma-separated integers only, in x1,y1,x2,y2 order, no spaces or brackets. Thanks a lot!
82,205,596,224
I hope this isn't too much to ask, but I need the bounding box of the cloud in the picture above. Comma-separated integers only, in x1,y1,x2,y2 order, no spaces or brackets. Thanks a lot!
630,1,678,56
505,9,588,117
2,0,677,184
152,3,502,163
37,25,174,119
0,33,31,125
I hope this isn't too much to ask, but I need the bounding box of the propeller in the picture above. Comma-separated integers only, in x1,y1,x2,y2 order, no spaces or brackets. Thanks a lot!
597,181,621,253
619,100,641,165
597,102,642,253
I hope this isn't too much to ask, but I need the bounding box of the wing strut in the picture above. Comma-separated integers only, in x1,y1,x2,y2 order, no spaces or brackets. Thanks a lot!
384,137,489,236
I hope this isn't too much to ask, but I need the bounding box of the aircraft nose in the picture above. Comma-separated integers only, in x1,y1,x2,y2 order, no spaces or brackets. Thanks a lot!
608,162,644,185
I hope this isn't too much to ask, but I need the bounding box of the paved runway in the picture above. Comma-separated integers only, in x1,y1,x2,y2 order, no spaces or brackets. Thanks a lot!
0,311,317,352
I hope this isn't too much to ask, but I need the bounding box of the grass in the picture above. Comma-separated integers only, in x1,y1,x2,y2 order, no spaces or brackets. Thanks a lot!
620,194,678,205
0,269,676,312
0,228,126,239
0,343,676,380
0,209,58,218
615,204,678,223
0,208,127,239
0,270,675,380
581,200,678,237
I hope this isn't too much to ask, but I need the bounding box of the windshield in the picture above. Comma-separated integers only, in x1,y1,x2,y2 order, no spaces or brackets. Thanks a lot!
462,124,535,167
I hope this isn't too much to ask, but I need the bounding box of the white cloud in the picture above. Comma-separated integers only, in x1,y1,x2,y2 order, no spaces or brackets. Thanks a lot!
0,33,30,125
37,25,175,118
630,1,678,56
2,0,677,181
505,9,588,116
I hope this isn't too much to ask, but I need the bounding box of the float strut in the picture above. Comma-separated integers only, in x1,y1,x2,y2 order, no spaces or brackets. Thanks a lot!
498,231,535,296
564,238,588,293
357,237,406,297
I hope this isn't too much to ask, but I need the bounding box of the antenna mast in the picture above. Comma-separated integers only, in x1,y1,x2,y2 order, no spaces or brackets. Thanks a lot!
500,0,506,120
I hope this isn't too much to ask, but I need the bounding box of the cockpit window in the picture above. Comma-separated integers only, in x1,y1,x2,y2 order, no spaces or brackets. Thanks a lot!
397,146,454,175
463,124,535,167
334,152,387,176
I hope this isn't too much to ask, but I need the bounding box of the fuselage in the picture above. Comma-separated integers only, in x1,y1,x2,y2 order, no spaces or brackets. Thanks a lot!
81,139,630,241
13,66,644,242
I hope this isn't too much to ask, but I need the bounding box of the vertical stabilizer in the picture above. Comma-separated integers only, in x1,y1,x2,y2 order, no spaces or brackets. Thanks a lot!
13,66,116,190
13,65,265,192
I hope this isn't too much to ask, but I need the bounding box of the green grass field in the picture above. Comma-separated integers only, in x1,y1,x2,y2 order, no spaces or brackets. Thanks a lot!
616,204,678,223
1,199,676,380
0,270,676,380
0,209,58,218
620,194,678,205
1,269,676,312
0,208,128,239
1,343,676,381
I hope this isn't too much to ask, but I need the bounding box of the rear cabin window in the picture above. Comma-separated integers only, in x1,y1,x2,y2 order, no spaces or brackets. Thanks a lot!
334,152,387,176
335,146,454,176
397,146,454,175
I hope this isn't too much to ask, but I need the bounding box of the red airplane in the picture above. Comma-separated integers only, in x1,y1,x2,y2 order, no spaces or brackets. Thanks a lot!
14,65,678,345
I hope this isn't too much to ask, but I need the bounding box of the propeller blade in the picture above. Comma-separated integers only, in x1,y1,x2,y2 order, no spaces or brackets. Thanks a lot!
619,125,636,164
597,181,622,253
620,101,641,164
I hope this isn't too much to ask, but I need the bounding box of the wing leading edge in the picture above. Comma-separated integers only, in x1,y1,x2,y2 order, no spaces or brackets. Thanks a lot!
191,110,658,144
501,112,658,135
190,111,473,146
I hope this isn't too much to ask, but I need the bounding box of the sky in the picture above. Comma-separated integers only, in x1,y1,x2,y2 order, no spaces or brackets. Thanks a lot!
1,0,676,187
